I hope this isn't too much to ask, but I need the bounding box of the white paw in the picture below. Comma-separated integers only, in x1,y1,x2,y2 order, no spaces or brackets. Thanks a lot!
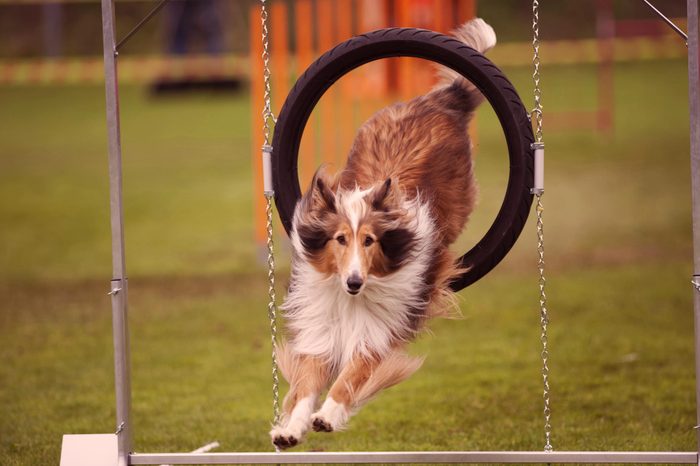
269,422,306,449
311,397,349,432
269,395,316,449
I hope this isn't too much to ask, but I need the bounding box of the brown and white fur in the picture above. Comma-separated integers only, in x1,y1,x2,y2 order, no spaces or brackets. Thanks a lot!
270,18,496,449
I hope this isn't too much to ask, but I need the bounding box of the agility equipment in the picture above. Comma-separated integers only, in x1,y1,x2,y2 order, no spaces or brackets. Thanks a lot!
270,27,535,292
60,0,700,464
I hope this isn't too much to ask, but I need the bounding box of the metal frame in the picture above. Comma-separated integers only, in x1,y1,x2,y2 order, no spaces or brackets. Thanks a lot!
96,0,700,464
129,451,698,464
101,1,132,465
687,0,700,456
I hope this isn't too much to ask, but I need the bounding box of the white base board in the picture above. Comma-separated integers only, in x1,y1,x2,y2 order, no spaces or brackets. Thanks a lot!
60,434,118,466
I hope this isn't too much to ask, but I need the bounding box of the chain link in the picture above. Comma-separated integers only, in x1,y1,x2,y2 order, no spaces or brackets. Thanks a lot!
259,0,280,431
265,195,281,426
536,197,553,452
532,0,543,143
532,0,552,453
260,0,276,145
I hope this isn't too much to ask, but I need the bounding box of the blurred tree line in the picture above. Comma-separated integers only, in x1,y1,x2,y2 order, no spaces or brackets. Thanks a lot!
0,0,688,58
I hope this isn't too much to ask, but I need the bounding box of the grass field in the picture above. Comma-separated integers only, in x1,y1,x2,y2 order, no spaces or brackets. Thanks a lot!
0,58,697,465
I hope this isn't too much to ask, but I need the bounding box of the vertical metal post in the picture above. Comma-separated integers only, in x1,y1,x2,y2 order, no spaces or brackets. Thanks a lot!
100,0,132,465
687,0,700,459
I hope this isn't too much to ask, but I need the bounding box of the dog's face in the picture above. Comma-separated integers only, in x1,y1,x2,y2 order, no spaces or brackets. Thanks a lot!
324,213,377,295
293,172,416,296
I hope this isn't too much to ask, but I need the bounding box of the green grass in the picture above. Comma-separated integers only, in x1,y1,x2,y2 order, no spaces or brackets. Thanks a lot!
0,58,696,465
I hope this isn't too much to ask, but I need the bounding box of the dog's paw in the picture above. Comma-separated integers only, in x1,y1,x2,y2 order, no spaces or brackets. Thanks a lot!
270,424,303,450
311,398,349,433
311,415,334,432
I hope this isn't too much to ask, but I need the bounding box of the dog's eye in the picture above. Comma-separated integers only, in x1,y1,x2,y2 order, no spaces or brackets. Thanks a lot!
336,235,346,245
364,236,374,247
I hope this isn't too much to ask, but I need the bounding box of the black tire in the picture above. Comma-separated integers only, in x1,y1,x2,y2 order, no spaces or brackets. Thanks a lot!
272,27,534,291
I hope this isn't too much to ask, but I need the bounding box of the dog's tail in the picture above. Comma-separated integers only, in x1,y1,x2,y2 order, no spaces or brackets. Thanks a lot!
435,18,496,87
350,351,424,411
455,18,497,54
433,18,497,111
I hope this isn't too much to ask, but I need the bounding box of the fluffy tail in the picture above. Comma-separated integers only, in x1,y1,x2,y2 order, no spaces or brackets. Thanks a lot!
457,18,497,53
350,351,424,410
432,18,496,113
435,18,497,88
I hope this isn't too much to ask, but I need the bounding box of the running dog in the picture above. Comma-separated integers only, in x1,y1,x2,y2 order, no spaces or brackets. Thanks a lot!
270,18,496,449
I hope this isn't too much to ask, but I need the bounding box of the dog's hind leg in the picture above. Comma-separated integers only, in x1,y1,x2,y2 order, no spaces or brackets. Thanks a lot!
269,348,330,449
311,350,423,432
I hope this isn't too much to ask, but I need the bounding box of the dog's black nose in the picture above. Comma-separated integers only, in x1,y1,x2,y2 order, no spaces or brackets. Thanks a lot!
346,275,364,293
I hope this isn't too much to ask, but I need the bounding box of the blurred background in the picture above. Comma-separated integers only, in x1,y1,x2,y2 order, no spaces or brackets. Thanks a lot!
0,1,696,464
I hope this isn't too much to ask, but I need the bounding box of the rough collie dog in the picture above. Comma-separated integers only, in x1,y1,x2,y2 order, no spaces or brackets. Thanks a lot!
270,18,496,449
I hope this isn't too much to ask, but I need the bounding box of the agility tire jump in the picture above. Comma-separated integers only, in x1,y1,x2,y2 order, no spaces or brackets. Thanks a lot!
272,27,535,291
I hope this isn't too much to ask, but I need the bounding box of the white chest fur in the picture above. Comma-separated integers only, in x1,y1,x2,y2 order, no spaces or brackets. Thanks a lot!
283,199,436,369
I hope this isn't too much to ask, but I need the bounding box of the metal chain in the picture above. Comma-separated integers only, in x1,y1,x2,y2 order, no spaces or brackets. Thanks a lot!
260,0,276,145
532,0,543,143
535,196,553,452
265,195,281,427
259,0,280,429
532,0,552,453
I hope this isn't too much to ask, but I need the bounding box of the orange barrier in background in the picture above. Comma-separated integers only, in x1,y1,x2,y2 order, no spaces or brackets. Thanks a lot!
271,1,289,117
337,0,355,160
295,0,316,188
0,33,683,87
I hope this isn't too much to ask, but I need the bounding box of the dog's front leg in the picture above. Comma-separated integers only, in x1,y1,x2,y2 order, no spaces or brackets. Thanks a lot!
311,355,379,433
270,353,329,449
312,350,423,433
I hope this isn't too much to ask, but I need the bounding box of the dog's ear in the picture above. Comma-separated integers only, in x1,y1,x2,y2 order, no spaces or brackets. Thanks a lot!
371,178,394,211
304,167,336,213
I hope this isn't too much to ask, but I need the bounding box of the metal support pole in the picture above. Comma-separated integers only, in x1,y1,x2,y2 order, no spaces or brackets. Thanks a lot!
687,0,700,460
101,0,132,465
